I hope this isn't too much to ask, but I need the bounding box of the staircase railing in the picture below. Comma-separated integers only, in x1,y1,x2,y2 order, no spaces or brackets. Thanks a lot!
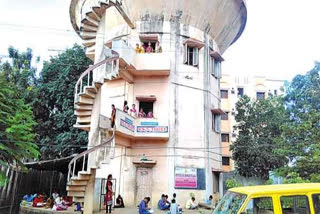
74,50,119,103
67,125,116,182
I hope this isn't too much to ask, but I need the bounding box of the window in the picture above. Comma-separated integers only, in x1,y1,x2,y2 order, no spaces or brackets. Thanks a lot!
220,90,228,99
221,112,228,120
256,92,265,100
139,101,154,117
212,113,221,133
237,88,244,97
312,194,320,214
222,157,230,166
280,195,310,214
184,45,199,66
244,197,274,214
274,89,278,96
221,134,229,142
209,56,221,78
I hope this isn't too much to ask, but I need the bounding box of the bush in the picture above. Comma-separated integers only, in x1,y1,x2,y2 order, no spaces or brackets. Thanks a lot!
225,178,242,189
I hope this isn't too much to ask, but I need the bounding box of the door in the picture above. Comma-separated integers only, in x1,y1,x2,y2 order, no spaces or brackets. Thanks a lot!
136,167,153,205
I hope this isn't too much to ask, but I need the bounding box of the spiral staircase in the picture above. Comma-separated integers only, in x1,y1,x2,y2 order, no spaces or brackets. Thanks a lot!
78,0,135,60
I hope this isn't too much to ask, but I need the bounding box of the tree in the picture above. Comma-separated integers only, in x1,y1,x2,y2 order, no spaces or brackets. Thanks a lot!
0,74,39,185
230,95,288,179
34,44,91,159
276,61,320,180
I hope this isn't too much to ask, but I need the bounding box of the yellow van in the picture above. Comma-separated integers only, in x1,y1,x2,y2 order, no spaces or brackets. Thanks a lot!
212,183,320,214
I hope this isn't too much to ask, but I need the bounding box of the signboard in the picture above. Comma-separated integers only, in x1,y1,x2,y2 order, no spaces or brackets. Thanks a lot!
140,121,159,126
120,117,134,132
136,126,168,133
175,167,197,189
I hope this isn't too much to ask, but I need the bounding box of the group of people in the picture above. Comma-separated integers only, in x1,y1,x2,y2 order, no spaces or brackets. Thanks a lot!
135,41,162,54
110,101,155,127
157,193,182,214
21,190,75,211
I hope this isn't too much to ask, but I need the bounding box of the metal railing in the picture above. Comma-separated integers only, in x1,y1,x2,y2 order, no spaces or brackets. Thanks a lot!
67,125,116,182
74,50,119,103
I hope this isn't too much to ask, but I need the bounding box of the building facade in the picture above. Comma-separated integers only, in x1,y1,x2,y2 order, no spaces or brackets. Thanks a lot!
67,0,247,212
220,74,285,172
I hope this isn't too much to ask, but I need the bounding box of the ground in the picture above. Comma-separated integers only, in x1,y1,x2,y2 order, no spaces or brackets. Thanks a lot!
94,207,213,214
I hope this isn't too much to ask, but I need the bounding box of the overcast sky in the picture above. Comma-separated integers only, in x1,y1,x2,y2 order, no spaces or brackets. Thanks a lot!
0,0,319,80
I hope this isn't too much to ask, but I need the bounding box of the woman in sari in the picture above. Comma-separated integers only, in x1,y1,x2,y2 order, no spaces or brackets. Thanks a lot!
106,174,114,213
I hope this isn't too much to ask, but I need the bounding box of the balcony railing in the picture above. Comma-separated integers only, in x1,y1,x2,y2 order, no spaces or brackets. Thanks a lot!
113,109,169,140
112,40,170,76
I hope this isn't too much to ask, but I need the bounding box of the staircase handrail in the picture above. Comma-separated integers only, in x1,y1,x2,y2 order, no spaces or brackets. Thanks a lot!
75,50,119,96
68,125,116,182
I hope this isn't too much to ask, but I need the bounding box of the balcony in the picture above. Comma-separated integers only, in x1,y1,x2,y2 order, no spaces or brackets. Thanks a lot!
114,109,169,140
111,40,170,78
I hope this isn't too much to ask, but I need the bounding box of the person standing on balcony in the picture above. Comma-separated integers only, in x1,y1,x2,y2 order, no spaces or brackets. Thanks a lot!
123,101,129,113
130,104,137,117
155,41,162,53
105,174,114,214
111,104,116,128
138,108,146,118
146,42,154,53
135,43,141,53
140,42,146,53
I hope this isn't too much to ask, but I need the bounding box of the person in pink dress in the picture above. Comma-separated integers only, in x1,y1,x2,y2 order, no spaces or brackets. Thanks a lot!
138,108,146,118
129,104,137,117
146,42,154,53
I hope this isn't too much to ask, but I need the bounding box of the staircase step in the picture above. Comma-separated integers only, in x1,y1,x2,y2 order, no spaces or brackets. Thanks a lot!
75,110,92,116
84,86,97,94
75,104,93,111
81,16,99,27
73,124,90,131
68,180,88,186
86,50,95,61
80,31,97,40
77,96,94,105
68,191,85,197
83,39,96,47
67,185,86,192
87,10,101,21
79,90,96,99
81,23,98,32
76,116,92,124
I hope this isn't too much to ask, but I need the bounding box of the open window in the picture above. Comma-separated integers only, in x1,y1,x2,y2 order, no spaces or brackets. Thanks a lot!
220,90,228,99
210,50,224,78
256,92,265,100
136,96,156,118
221,133,230,142
237,87,244,97
183,38,204,67
221,112,229,120
222,157,230,166
211,108,224,133
139,34,158,53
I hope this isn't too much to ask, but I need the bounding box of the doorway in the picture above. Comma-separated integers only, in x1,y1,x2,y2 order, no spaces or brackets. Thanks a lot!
213,172,220,193
135,167,153,205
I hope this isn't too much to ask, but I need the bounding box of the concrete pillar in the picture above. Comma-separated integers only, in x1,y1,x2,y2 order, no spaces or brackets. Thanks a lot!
84,169,97,214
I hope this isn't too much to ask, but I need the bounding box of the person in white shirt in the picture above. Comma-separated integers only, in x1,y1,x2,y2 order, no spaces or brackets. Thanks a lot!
186,197,198,210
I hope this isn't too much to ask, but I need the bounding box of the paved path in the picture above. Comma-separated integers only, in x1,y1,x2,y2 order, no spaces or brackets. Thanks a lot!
94,207,213,214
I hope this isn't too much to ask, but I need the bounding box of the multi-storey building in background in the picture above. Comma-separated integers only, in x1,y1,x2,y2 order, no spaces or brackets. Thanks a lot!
66,0,247,212
220,74,285,172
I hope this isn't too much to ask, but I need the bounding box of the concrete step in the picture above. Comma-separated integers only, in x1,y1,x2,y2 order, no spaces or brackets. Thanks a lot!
80,23,98,32
76,116,91,124
87,10,101,21
68,191,85,197
81,16,99,27
79,90,96,99
67,185,86,192
68,180,88,186
73,124,90,131
75,104,93,111
78,96,94,105
86,50,95,61
83,39,96,47
84,86,97,94
80,31,97,40
75,110,92,116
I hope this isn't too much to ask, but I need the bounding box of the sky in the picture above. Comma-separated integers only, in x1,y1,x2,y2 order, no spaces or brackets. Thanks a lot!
0,0,319,81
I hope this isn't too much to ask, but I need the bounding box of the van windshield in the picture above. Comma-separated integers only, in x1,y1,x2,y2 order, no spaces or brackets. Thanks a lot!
212,191,247,214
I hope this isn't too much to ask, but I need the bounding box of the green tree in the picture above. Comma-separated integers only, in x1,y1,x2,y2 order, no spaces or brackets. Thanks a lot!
0,74,39,185
34,44,91,159
231,95,288,179
276,61,320,180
